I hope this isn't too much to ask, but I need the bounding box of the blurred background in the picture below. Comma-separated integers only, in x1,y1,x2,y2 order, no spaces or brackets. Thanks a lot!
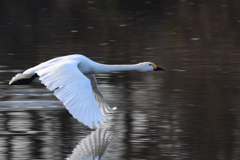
0,0,240,159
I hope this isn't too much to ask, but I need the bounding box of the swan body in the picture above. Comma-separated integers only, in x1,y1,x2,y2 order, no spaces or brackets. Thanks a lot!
9,54,165,129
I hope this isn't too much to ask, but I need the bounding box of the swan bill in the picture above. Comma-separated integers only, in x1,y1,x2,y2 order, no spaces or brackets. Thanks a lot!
154,66,165,71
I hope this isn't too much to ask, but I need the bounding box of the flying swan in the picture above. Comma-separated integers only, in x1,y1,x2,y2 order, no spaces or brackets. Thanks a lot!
9,54,165,129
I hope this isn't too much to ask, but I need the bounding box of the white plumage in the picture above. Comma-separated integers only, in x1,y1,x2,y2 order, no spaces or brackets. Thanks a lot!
9,54,165,129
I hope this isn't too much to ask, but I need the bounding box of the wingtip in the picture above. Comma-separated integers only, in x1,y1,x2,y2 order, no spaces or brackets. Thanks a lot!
112,106,117,110
9,77,15,85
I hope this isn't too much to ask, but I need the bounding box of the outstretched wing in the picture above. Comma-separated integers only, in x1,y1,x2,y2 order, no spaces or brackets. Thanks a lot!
36,60,104,129
85,74,116,116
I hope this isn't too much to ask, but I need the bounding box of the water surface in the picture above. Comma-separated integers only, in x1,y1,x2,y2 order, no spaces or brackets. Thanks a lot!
0,0,240,159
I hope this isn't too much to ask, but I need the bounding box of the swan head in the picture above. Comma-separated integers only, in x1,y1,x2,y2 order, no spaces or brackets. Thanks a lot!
138,62,165,72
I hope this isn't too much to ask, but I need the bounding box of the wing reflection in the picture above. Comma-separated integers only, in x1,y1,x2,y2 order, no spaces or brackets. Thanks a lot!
67,128,111,160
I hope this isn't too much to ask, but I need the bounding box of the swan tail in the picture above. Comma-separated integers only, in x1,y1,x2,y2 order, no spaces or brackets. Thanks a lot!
9,73,38,85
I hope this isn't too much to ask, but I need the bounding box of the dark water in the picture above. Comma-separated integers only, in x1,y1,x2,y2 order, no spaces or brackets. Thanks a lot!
0,0,240,159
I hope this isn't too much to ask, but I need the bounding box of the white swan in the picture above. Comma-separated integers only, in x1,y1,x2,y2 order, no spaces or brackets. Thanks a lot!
9,54,165,129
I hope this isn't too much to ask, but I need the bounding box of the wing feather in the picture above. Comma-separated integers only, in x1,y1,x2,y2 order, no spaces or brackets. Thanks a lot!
36,60,104,129
85,74,116,117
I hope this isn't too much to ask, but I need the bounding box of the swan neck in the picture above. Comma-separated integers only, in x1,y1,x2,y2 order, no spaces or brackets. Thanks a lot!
95,63,139,73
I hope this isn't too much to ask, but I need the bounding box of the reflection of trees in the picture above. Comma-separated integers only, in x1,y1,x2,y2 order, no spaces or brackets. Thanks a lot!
99,72,188,159
0,108,90,160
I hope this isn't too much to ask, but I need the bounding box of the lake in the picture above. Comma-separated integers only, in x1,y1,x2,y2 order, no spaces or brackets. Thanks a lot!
0,0,240,159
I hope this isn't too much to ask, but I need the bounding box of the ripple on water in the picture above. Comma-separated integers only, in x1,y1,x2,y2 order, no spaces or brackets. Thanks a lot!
0,101,63,111
0,70,23,73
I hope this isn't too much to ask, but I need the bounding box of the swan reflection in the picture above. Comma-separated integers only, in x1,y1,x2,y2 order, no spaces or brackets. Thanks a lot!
67,128,111,160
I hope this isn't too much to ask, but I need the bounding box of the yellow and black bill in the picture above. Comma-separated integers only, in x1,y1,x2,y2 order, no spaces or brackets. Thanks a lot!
151,64,165,71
